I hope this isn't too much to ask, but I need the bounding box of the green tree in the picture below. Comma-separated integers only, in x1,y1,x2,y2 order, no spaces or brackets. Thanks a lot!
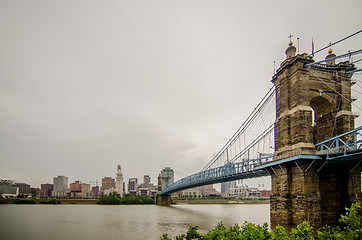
160,203,362,240
13,198,35,204
39,199,61,204
97,192,121,205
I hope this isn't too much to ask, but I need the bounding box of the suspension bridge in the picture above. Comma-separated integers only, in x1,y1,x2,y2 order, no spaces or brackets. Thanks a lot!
157,30,362,226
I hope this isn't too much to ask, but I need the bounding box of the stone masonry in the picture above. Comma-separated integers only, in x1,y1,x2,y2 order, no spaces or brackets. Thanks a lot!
270,41,361,226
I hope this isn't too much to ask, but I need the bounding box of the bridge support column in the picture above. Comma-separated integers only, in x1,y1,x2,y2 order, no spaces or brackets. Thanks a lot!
270,159,362,226
156,195,171,206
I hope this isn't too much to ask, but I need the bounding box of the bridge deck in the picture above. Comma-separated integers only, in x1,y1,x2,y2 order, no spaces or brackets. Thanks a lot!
160,127,362,195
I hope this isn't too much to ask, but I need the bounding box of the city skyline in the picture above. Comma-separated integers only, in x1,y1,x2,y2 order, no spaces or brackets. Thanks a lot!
2,163,271,192
2,165,272,196
1,1,362,188
1,166,273,199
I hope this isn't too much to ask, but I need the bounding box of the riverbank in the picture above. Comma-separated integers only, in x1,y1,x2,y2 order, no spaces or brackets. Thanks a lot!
1,198,269,205
0,198,98,204
174,199,269,204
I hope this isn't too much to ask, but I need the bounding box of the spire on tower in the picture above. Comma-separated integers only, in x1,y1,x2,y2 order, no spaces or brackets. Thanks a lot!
328,42,333,54
288,34,294,46
285,34,297,58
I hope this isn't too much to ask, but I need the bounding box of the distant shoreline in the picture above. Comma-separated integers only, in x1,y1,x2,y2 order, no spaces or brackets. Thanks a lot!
173,199,270,205
1,198,269,205
0,198,98,204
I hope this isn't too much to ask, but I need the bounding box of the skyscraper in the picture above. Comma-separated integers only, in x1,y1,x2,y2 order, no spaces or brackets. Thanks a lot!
115,165,124,197
159,167,174,191
128,178,138,192
101,177,115,191
221,181,236,194
143,175,151,185
52,176,68,197
139,175,157,196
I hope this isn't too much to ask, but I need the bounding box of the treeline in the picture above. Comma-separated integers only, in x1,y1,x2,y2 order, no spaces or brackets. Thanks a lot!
161,203,362,240
97,192,154,205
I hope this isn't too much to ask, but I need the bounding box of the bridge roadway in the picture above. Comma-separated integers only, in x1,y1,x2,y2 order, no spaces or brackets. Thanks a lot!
160,126,362,196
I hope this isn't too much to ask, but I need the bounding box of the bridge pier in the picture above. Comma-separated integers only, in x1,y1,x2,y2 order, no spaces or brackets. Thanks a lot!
269,159,362,226
156,194,171,206
269,38,361,226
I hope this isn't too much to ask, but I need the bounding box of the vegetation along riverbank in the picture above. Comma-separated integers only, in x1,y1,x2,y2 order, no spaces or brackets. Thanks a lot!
97,192,154,204
160,203,362,240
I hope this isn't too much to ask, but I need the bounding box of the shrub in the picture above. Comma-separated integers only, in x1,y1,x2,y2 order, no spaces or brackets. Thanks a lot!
39,199,61,204
97,192,154,205
13,198,35,204
160,203,362,240
97,193,121,205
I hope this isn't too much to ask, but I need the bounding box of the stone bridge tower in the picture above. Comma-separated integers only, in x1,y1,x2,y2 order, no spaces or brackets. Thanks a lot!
273,41,355,160
270,39,361,226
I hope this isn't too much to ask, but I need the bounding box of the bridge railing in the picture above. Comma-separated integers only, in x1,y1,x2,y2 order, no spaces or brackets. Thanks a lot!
161,154,273,195
315,126,362,155
162,127,362,195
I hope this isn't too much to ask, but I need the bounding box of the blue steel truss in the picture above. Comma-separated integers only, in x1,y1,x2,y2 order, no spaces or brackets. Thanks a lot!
161,154,273,195
161,126,362,195
161,33,362,196
315,126,362,160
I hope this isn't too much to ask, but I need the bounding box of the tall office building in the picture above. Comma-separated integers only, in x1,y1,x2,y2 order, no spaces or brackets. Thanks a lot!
115,165,124,197
52,176,68,197
221,181,236,194
159,167,174,191
128,178,138,192
139,175,157,196
81,183,91,197
143,175,151,185
101,177,115,191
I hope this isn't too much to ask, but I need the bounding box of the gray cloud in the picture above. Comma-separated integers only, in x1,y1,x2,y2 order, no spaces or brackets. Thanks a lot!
1,0,361,187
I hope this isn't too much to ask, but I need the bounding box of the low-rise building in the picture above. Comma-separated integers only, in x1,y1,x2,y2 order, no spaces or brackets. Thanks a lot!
180,184,218,197
260,189,271,198
31,187,40,197
129,190,137,196
70,181,82,192
15,183,31,195
91,186,99,198
224,185,267,199
69,181,92,198
40,184,53,198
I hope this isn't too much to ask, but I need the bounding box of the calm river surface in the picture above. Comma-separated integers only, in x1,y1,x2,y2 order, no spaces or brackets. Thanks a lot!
0,204,270,240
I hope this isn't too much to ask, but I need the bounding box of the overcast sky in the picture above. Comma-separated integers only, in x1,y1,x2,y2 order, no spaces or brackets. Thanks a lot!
1,0,362,188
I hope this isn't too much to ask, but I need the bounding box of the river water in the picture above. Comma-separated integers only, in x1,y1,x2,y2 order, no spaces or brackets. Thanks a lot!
0,204,270,240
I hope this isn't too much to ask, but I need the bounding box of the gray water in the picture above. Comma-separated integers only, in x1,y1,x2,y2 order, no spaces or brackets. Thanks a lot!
0,204,270,240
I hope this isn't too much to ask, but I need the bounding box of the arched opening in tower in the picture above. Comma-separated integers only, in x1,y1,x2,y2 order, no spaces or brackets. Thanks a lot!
310,96,334,144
